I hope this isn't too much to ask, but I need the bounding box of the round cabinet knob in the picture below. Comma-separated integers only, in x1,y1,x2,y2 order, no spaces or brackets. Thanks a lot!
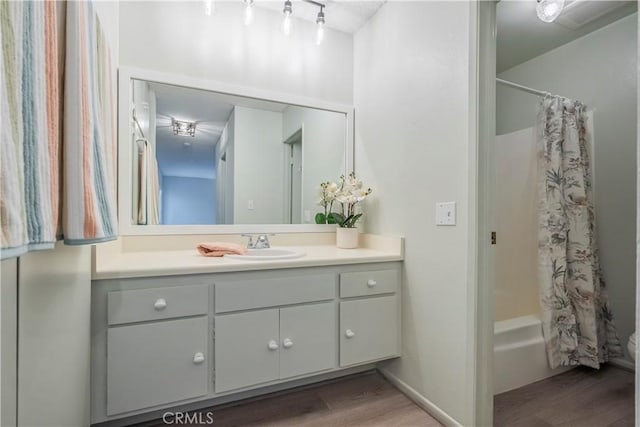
283,338,294,349
345,329,355,339
154,298,167,310
367,279,377,288
268,340,279,351
193,352,205,365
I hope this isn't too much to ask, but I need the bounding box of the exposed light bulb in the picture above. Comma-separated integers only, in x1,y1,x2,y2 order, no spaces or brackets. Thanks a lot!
283,0,292,36
536,0,565,23
204,0,214,16
316,23,324,45
244,0,254,26
283,13,291,35
316,7,325,45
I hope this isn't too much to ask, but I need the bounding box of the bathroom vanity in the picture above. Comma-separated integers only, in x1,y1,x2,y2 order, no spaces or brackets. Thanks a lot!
90,240,403,425
90,65,404,425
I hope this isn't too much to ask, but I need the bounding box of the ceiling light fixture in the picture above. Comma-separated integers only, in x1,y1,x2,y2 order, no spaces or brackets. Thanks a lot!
316,6,325,45
536,0,565,23
172,119,197,137
282,0,293,36
244,0,254,26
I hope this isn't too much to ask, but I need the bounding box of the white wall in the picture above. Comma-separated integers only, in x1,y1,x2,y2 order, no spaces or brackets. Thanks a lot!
224,113,235,224
119,1,354,105
18,244,92,426
162,176,217,225
1,259,18,427
282,106,345,223
233,106,284,224
496,14,637,359
354,2,474,424
216,120,231,224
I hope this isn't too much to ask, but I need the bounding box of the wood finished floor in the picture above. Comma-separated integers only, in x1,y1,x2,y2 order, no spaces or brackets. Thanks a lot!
494,365,635,427
137,371,442,427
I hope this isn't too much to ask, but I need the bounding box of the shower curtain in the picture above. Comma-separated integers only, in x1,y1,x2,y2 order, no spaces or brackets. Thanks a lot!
537,95,622,369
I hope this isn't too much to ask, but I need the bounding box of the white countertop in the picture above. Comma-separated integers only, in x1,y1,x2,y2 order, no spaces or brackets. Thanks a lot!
92,237,404,280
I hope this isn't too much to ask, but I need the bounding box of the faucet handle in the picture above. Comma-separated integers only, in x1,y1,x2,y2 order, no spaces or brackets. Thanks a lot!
241,234,255,249
255,234,274,249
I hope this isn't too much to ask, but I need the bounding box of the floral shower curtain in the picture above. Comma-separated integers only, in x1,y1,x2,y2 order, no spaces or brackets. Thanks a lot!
537,95,622,369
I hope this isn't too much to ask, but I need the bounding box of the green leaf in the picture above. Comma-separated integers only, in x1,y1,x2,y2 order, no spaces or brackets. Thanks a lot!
326,213,337,224
330,212,346,226
315,213,327,224
345,213,362,227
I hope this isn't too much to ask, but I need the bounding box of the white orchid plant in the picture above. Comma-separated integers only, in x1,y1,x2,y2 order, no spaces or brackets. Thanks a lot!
316,172,373,228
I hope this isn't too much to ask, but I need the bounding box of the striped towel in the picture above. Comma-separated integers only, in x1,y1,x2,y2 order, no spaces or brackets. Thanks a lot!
1,0,118,259
1,1,59,259
63,0,117,245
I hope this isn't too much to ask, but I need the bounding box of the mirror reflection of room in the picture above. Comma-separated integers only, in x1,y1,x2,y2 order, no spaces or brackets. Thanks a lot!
131,79,345,226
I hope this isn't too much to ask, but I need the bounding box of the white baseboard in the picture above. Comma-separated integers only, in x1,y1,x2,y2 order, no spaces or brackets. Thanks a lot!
610,357,635,372
377,367,463,427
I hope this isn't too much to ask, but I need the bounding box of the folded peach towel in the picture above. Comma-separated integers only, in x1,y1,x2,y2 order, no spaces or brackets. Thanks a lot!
197,242,248,257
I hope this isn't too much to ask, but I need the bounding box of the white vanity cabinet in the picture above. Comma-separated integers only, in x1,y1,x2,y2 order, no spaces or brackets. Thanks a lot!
91,262,401,425
215,302,335,392
103,284,210,416
338,269,401,367
214,273,336,392
107,316,209,415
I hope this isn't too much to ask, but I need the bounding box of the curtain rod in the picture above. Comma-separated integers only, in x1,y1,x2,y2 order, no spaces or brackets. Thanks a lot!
496,78,550,97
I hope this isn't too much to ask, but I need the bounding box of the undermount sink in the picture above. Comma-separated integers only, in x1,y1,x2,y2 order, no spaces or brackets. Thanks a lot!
225,248,305,261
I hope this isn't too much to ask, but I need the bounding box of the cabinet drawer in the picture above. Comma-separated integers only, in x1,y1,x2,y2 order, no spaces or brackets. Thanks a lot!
215,274,335,313
107,316,209,415
340,269,398,298
340,295,399,367
108,284,209,325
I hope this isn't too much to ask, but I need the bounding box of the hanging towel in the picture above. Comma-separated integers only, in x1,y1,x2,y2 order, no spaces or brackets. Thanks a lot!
137,139,160,225
63,1,117,244
1,1,58,260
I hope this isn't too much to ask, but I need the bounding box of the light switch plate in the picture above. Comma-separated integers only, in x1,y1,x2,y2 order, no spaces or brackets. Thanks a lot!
436,202,456,226
247,200,255,210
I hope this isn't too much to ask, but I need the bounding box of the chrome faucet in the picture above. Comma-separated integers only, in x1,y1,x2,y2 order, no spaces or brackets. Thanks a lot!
242,234,272,249
254,234,271,249
241,234,255,249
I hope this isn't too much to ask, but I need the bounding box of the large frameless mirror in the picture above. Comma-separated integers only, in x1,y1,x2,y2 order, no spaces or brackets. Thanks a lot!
118,68,354,235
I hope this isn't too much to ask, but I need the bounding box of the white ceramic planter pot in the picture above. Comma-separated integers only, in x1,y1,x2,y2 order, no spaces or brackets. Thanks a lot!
336,227,359,249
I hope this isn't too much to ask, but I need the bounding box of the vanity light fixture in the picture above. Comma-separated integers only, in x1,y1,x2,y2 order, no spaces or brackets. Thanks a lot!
244,0,254,26
279,0,327,43
536,0,565,23
283,0,293,36
316,5,325,45
172,119,197,137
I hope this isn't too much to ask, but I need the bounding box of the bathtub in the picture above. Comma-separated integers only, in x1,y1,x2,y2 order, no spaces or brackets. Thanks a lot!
493,314,571,394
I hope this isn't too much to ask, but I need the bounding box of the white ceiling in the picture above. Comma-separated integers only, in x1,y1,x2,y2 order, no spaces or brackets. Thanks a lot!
253,0,385,33
497,0,637,73
149,81,288,179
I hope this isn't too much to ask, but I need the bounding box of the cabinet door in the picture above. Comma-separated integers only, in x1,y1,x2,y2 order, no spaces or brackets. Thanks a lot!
280,302,336,379
107,316,208,415
215,309,279,393
340,295,399,367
